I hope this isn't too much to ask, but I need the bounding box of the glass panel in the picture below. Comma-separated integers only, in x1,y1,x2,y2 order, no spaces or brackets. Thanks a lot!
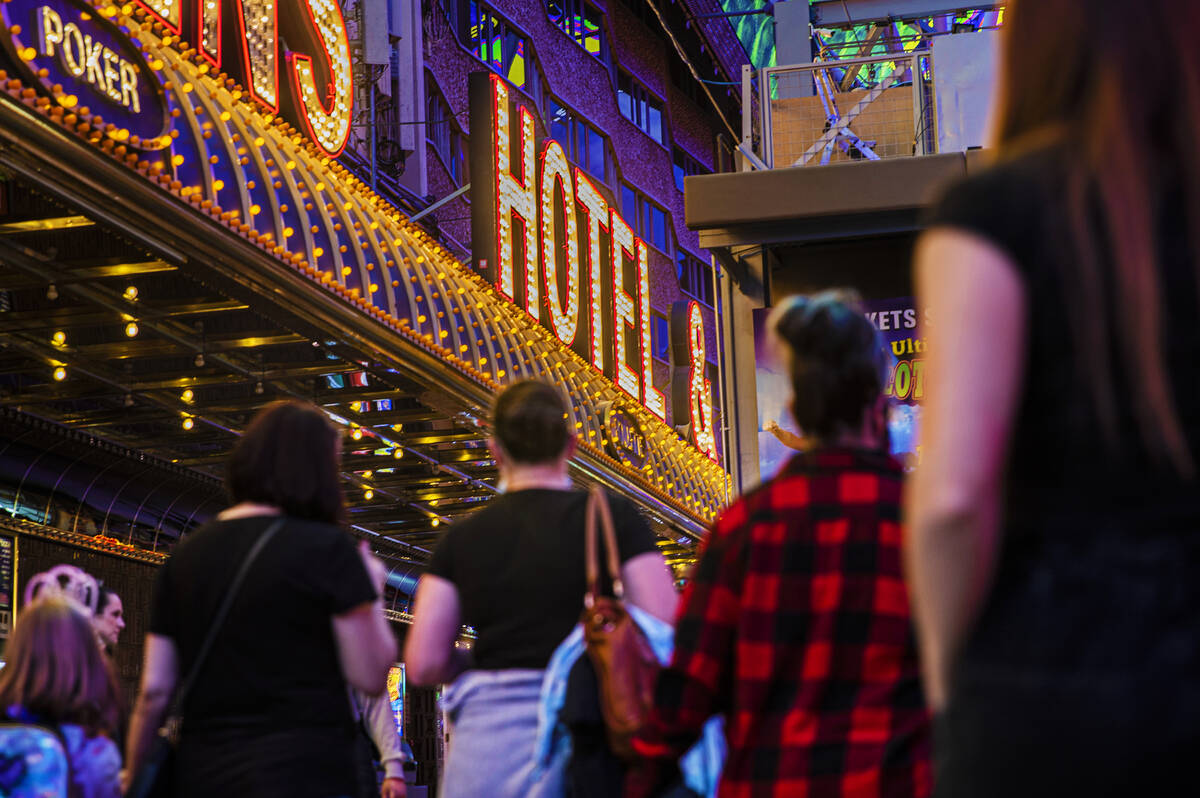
617,84,632,121
648,102,663,143
549,101,569,145
673,162,685,192
653,315,669,360
621,185,636,220
587,128,605,180
547,0,566,29
508,39,527,87
650,206,666,251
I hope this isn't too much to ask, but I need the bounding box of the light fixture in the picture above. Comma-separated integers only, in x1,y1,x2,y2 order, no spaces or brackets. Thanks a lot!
181,389,194,403
52,366,67,381
194,353,205,367
182,416,195,430
431,518,440,528
51,331,66,346
362,470,373,479
363,488,374,501
393,448,403,459
351,427,364,441
123,393,135,407
254,381,264,395
124,322,139,338
123,286,139,302
46,284,58,301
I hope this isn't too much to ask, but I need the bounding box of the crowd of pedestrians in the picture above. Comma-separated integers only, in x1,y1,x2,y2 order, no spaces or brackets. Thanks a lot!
3,0,1198,794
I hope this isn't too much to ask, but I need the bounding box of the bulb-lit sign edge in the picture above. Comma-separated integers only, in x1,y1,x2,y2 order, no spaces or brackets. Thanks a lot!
0,3,729,521
469,73,718,462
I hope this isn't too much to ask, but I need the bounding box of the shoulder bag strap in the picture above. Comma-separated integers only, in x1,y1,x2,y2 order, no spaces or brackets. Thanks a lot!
584,487,624,608
166,517,285,716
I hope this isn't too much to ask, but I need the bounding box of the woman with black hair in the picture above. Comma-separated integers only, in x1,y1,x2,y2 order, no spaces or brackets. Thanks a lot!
627,291,931,798
125,400,397,798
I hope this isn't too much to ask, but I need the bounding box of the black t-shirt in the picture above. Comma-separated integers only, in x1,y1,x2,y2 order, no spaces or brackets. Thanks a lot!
926,145,1200,538
428,489,659,670
150,515,375,742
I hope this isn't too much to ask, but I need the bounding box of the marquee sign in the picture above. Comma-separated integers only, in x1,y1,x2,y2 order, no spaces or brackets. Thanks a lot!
0,0,730,523
468,73,717,461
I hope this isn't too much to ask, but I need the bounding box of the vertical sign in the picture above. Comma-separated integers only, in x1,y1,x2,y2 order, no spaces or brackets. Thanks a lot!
0,534,14,641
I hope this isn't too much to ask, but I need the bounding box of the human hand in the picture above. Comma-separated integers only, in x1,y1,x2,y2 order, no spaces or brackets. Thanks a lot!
359,540,388,595
381,776,408,798
765,419,780,433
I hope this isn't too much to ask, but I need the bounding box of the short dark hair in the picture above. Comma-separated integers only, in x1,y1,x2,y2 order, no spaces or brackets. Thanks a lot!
492,381,570,464
96,585,117,616
227,400,345,525
769,291,888,440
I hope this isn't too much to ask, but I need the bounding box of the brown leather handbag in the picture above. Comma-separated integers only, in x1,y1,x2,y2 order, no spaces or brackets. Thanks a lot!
581,485,660,761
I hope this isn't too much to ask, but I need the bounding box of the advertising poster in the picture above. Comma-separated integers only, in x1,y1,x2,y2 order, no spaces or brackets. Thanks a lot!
753,298,928,481
0,534,12,642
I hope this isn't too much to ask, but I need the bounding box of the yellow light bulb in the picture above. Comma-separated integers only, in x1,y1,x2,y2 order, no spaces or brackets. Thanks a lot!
52,367,67,382
364,489,374,501
125,322,139,338
181,389,194,403
52,331,66,346
182,416,195,430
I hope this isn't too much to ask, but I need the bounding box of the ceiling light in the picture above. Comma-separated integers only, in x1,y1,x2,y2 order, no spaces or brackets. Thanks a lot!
363,488,374,501
123,286,138,302
52,366,67,381
181,389,194,403
51,331,66,346
46,284,58,301
393,448,403,459
182,416,195,430
351,428,364,441
124,322,139,338
431,518,440,528
194,353,205,367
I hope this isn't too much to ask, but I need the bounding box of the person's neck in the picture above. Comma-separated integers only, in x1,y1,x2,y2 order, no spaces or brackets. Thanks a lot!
218,502,283,520
502,463,572,493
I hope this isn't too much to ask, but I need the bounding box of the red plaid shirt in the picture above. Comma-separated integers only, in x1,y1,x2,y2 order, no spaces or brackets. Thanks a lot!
627,448,931,798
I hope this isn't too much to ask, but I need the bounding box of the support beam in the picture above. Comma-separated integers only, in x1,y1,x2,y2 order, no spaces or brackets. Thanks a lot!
809,0,1000,26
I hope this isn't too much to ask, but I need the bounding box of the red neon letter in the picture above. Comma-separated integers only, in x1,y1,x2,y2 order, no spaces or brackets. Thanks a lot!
491,79,537,309
540,140,580,345
687,302,716,460
610,210,640,400
575,170,608,372
286,0,353,156
636,240,665,419
135,0,181,33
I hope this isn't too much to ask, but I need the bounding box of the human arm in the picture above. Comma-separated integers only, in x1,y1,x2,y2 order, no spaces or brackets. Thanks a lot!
766,419,806,451
622,551,678,624
354,689,409,797
404,574,472,686
123,634,179,788
333,542,399,695
625,515,746,798
904,228,1027,711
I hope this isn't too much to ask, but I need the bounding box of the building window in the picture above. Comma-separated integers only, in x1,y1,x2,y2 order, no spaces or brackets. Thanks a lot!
677,250,714,306
546,0,606,60
672,147,708,193
620,183,670,253
613,0,663,37
652,313,669,361
442,0,539,99
617,70,666,145
426,77,468,185
546,99,608,183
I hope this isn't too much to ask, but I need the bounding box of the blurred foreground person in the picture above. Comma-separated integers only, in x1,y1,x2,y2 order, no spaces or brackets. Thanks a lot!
907,0,1200,794
628,292,930,798
0,597,123,798
404,380,677,798
125,400,397,798
93,585,125,655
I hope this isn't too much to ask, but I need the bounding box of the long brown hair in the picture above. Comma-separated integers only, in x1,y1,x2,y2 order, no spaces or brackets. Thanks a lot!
995,0,1200,477
0,598,121,736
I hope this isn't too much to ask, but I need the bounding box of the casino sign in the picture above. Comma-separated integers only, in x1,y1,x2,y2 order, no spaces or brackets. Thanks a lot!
0,0,730,527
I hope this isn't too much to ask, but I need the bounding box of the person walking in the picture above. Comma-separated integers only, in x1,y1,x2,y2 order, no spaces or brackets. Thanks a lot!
404,380,678,798
627,292,931,798
906,1,1200,793
0,597,123,798
125,400,397,798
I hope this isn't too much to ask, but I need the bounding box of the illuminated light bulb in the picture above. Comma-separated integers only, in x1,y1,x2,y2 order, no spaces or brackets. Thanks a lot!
51,331,66,346
123,285,139,301
363,489,374,501
362,470,373,479
125,322,139,338
181,389,194,403
351,427,364,441
393,448,403,459
52,366,67,382
182,416,195,430
431,518,440,528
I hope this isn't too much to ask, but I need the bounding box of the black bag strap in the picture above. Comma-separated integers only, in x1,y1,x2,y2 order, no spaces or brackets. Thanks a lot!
166,517,284,717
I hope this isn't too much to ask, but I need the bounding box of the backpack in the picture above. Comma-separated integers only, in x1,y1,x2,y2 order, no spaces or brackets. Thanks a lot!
0,722,71,797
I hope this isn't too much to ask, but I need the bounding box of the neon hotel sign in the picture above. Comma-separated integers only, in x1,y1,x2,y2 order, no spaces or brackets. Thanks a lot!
470,75,717,459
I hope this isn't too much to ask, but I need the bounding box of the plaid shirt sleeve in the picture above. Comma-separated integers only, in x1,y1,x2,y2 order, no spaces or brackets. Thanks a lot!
626,501,750,798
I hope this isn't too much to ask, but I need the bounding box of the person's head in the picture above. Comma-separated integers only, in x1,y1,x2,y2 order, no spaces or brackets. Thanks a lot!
0,597,120,735
92,586,124,651
995,0,1198,476
489,381,574,470
768,291,888,448
227,400,345,524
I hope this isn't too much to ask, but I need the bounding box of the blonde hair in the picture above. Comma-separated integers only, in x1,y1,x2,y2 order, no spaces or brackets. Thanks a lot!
0,597,121,736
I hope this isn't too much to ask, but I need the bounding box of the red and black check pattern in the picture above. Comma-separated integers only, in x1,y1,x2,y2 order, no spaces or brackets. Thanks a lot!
627,448,931,798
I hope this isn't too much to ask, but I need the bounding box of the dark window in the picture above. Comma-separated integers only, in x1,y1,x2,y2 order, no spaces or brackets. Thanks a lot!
672,147,709,193
677,250,714,306
613,0,663,36
652,313,669,361
546,0,606,60
546,99,608,183
620,183,670,253
617,70,667,145
669,47,721,105
426,76,468,185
